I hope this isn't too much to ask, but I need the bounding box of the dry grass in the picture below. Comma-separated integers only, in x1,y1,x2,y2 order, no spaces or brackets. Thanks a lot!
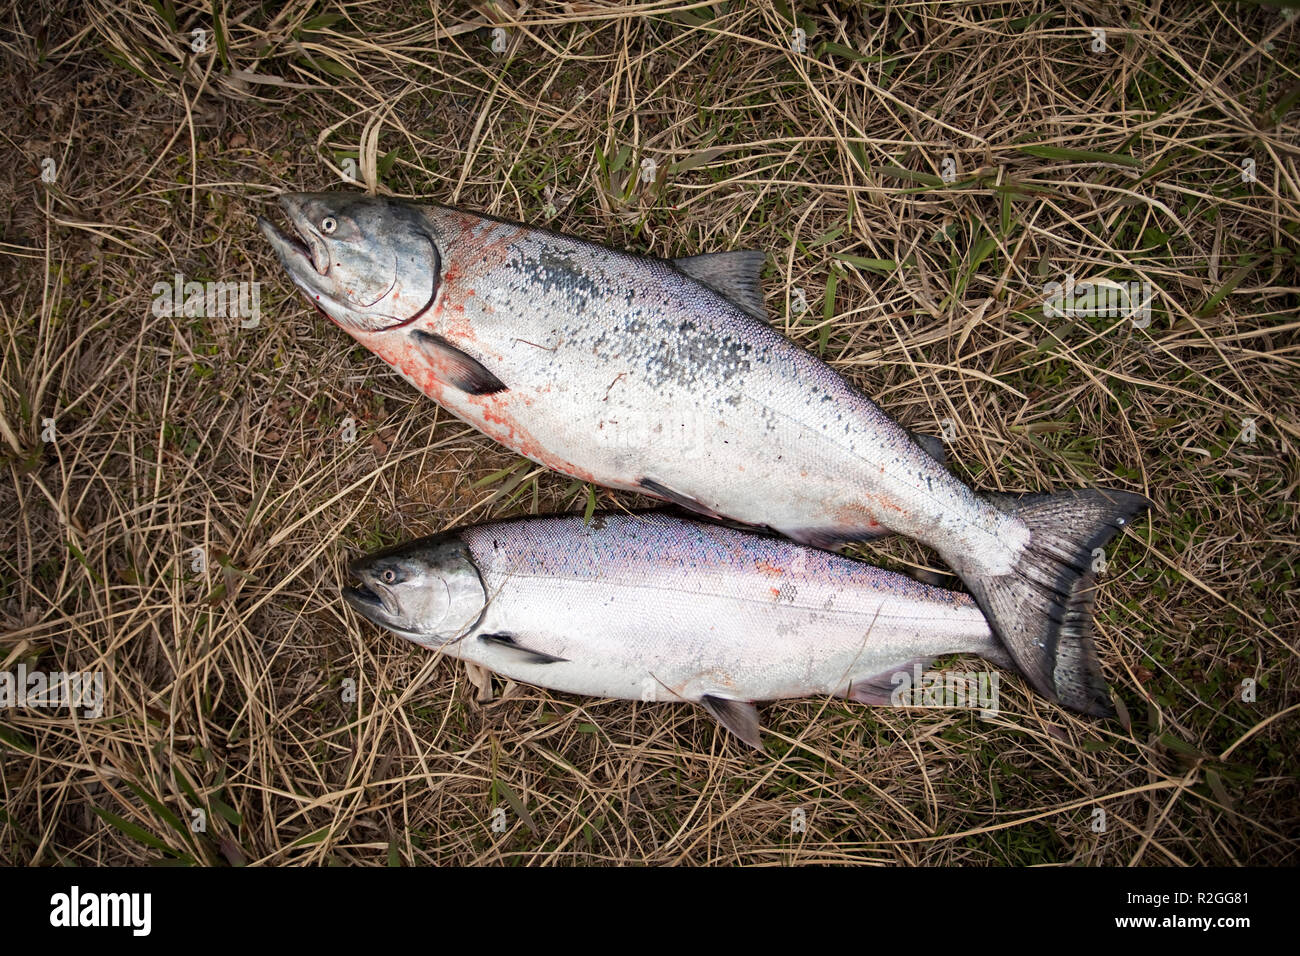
0,0,1297,865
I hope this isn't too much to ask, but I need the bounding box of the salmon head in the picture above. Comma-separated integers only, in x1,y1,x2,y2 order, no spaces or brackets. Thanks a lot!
342,534,487,646
258,192,440,332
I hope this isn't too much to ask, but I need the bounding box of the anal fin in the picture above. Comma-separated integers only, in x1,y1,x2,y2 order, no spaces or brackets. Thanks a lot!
411,330,507,395
783,525,891,550
699,695,764,751
846,657,934,705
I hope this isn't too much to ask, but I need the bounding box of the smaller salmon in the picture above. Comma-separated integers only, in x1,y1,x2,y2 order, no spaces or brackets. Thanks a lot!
343,511,1037,750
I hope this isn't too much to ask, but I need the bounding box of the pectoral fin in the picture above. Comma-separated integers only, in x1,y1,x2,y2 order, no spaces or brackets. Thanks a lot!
699,695,765,751
411,330,507,395
477,632,566,664
673,251,767,321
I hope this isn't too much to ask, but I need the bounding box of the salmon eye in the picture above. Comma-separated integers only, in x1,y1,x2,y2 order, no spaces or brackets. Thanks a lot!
382,569,395,583
321,216,337,235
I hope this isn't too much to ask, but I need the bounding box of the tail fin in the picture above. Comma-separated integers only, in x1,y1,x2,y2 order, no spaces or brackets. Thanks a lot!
962,488,1150,717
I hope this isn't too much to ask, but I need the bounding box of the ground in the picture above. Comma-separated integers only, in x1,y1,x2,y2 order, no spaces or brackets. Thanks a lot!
0,0,1296,865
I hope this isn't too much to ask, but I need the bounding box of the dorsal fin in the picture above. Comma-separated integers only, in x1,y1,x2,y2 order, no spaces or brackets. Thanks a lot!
672,251,767,321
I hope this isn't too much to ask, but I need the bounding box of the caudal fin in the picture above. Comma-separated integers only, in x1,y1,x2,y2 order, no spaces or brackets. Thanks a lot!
962,488,1150,717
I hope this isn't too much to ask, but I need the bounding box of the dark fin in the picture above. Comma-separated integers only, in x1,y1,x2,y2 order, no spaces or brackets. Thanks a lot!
477,632,566,664
699,695,764,751
907,566,947,587
673,251,767,321
782,525,891,550
411,330,507,395
638,477,725,520
963,488,1151,717
846,657,935,705
909,431,947,467
656,504,767,536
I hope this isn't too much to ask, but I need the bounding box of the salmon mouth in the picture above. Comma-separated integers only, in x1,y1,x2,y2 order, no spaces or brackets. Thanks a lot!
343,576,403,618
342,578,434,639
257,206,330,277
344,582,382,608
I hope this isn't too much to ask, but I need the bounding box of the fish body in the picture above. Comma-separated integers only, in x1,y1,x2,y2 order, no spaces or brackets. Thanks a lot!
262,193,1150,717
344,511,1012,748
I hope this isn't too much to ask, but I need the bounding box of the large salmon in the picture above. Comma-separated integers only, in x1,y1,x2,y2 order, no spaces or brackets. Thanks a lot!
261,193,1149,717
